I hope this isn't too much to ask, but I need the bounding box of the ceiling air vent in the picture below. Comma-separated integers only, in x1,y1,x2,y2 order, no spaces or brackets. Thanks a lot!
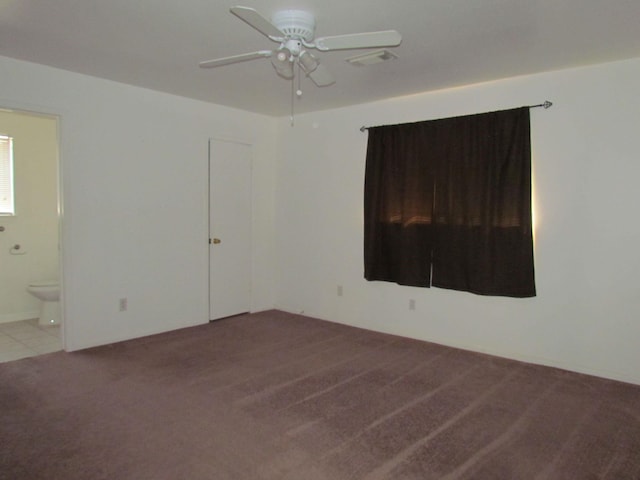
345,49,398,66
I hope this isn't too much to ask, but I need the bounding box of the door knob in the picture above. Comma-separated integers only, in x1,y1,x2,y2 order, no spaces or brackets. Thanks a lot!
211,238,221,244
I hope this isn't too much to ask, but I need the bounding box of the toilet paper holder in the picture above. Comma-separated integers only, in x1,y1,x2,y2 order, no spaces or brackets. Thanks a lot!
9,244,26,255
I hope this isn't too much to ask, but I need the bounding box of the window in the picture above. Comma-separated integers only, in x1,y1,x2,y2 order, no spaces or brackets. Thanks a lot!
364,107,536,297
0,135,14,215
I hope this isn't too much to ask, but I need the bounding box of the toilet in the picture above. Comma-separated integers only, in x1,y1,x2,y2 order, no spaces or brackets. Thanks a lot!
27,280,60,326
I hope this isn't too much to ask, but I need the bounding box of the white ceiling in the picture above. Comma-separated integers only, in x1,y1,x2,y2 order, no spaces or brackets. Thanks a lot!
1,0,639,117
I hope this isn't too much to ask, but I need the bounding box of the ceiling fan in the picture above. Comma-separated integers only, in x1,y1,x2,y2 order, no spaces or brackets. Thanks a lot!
199,6,402,89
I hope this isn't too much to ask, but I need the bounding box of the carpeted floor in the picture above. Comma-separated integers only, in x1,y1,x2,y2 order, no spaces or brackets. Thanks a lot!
1,310,639,479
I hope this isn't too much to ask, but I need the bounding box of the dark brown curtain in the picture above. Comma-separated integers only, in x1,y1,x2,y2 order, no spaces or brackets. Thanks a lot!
364,107,536,297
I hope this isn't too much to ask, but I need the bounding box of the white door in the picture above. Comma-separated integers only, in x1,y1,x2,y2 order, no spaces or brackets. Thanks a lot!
209,138,252,320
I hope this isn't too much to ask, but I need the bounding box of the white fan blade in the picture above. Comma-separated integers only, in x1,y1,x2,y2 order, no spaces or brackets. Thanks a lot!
230,6,284,40
314,30,401,51
308,63,335,87
199,50,272,68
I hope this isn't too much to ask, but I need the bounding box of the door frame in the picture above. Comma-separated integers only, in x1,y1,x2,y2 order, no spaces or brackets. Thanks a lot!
0,102,65,349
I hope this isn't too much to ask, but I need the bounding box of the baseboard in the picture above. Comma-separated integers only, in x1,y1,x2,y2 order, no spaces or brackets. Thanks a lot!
0,311,39,324
273,307,640,387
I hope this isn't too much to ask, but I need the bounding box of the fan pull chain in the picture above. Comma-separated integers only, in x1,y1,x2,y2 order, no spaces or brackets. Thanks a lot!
290,60,304,127
290,72,295,126
297,61,303,98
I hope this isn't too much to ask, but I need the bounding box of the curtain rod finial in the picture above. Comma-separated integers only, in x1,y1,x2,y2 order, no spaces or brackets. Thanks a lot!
543,100,553,109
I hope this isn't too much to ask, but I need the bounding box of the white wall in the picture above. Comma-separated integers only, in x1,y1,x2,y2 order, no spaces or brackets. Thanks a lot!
2,52,638,386
0,111,58,322
0,55,278,350
275,57,640,385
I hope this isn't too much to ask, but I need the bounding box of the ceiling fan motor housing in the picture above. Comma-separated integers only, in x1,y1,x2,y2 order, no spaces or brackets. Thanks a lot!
271,10,316,42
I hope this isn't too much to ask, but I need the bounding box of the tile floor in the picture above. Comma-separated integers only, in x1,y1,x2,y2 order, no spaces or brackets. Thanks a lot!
0,319,62,363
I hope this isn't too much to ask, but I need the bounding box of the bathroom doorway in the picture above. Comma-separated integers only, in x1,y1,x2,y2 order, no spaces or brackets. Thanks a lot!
0,108,62,363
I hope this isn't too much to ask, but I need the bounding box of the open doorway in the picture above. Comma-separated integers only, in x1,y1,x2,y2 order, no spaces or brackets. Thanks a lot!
0,108,62,363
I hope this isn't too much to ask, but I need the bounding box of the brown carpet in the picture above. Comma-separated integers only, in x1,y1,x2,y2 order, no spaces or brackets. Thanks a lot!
1,310,639,479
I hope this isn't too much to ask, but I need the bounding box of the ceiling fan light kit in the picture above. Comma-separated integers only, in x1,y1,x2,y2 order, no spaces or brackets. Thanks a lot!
199,5,402,123
271,48,294,79
298,50,319,74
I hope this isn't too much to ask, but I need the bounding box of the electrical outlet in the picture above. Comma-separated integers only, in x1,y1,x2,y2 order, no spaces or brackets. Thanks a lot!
337,285,343,297
409,299,416,310
119,298,128,312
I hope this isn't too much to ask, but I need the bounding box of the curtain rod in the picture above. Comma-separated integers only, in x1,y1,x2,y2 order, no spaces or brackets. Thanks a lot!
359,100,553,132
